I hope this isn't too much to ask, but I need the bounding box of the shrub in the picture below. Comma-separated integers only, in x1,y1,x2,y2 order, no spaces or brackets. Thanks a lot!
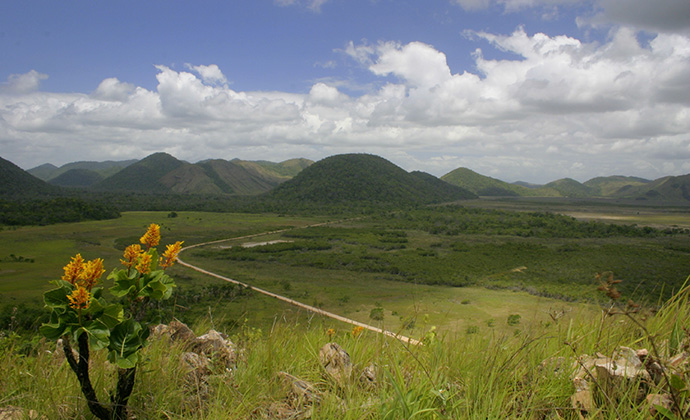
39,223,182,420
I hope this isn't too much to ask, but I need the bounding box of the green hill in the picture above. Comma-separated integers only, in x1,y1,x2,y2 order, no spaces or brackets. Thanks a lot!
583,176,650,196
197,159,280,195
49,168,104,188
441,167,529,196
613,174,690,203
235,158,313,179
0,156,61,197
95,152,184,193
28,159,137,181
543,178,595,198
269,154,476,205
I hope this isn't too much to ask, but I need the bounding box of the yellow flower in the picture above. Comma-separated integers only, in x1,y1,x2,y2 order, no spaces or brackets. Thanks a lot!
140,223,160,249
120,244,143,268
159,241,184,269
62,254,85,285
78,258,105,290
68,286,91,310
135,252,153,274
352,326,364,337
326,328,336,337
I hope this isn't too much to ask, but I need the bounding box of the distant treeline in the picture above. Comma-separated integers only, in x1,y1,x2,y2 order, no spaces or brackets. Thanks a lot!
0,197,121,226
379,205,690,238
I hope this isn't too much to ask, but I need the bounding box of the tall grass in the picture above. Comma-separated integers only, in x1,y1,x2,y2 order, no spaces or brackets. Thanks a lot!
2,281,688,419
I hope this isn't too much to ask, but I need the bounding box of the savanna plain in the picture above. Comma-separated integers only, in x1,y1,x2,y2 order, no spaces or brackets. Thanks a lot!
2,200,690,419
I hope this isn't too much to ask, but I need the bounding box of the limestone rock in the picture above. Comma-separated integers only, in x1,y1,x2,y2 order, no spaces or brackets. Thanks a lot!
359,363,377,388
168,319,196,343
319,342,352,385
192,329,236,369
0,406,43,420
646,393,673,417
278,371,321,404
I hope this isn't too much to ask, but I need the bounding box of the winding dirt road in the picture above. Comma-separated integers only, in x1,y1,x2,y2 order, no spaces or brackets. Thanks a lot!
176,221,421,346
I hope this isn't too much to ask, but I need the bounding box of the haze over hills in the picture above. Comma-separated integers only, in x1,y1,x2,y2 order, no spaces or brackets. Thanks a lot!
439,167,690,202
28,159,138,182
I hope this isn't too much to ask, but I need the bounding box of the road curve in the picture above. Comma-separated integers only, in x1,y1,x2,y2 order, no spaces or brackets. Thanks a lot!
176,221,421,346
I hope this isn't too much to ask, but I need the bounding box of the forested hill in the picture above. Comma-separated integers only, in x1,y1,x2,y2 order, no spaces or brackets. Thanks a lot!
0,156,62,197
268,154,477,205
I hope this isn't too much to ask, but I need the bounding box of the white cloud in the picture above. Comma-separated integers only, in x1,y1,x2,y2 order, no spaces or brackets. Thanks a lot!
92,78,135,101
1,24,689,184
0,70,48,94
185,64,228,86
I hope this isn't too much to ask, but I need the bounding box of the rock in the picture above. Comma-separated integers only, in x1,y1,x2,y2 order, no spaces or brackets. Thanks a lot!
192,329,236,369
265,401,312,420
150,323,170,339
181,352,212,407
0,406,43,420
168,319,196,343
278,371,320,404
646,393,673,416
668,351,688,371
359,363,377,388
182,351,212,377
319,343,352,385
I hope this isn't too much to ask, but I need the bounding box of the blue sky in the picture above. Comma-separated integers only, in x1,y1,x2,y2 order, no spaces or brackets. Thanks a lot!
1,0,689,183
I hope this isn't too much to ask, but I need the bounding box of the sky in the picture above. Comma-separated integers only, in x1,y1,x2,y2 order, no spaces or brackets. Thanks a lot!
1,0,689,184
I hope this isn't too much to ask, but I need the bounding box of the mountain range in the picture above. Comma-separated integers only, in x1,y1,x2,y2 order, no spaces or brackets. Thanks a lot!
1,153,688,204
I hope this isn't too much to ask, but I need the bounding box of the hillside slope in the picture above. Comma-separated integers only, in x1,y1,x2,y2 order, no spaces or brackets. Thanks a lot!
0,156,62,197
269,154,476,204
28,159,137,181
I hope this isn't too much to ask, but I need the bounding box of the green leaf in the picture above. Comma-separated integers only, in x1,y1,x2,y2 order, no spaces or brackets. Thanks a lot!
654,404,678,420
39,321,67,340
108,319,146,368
100,304,124,329
109,269,138,298
43,286,72,308
670,319,683,356
83,320,110,350
670,374,686,391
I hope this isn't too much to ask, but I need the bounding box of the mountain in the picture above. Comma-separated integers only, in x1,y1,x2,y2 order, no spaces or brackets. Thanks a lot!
0,156,61,197
583,176,651,196
610,174,690,203
28,159,137,181
269,154,476,204
92,153,311,195
442,167,531,197
543,178,595,198
234,158,313,180
95,152,185,193
49,169,104,188
197,159,280,195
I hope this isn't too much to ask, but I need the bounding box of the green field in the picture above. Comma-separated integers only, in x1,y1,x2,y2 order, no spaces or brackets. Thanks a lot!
3,202,688,338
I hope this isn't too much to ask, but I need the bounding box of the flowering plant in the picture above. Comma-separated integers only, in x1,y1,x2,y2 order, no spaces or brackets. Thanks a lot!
40,223,183,420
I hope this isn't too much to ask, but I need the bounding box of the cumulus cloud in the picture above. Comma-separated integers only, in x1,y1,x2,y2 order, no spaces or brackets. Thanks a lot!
92,78,136,101
185,64,228,86
0,70,48,94
1,25,690,183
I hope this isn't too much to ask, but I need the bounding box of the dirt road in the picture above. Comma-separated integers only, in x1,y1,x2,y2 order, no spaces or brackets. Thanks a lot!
176,221,421,346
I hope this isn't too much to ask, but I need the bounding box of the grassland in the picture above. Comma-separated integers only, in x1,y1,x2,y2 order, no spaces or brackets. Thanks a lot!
2,201,690,418
2,202,689,336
